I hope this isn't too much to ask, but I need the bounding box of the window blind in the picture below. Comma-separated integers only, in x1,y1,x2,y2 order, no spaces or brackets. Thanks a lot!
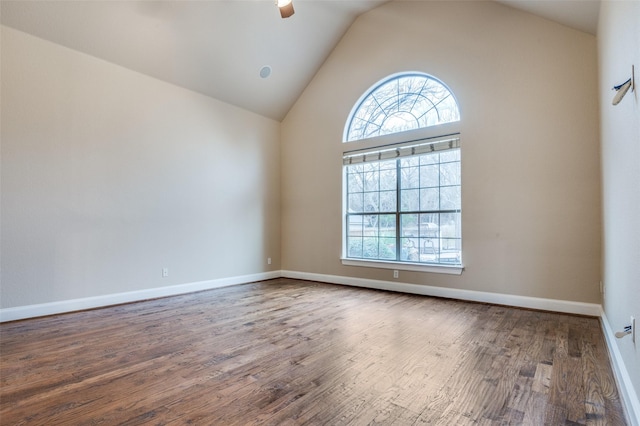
342,134,460,165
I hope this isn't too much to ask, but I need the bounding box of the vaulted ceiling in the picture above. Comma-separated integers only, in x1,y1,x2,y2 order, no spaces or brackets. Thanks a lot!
0,0,600,121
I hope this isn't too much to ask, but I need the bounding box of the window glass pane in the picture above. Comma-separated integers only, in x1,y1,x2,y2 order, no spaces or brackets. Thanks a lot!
348,193,364,213
356,97,377,119
440,186,461,210
364,192,380,212
363,170,379,192
349,163,364,173
440,211,462,264
364,125,381,140
347,215,364,236
420,239,438,262
397,93,420,111
400,165,419,189
362,237,379,259
400,157,419,168
420,188,439,211
383,112,419,134
375,82,396,100
420,154,438,165
380,191,396,212
420,165,439,188
409,97,435,118
379,213,397,260
419,213,439,238
421,79,449,103
440,240,461,263
379,95,400,115
347,214,364,258
379,159,396,170
379,214,396,230
379,167,396,190
419,109,440,128
440,162,460,186
441,238,461,250
440,214,461,260
400,214,418,261
363,214,379,232
401,189,419,211
398,76,418,95
347,237,363,258
400,214,418,237
436,96,461,124
348,171,364,193
400,237,419,261
440,149,460,163
440,212,461,238
379,238,396,260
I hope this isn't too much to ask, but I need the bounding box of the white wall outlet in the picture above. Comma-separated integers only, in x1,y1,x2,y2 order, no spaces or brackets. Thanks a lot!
267,257,272,265
162,268,169,278
393,270,399,279
631,316,636,344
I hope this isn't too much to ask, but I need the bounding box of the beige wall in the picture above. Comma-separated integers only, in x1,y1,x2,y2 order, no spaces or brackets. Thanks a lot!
0,26,281,308
598,0,640,404
0,3,606,309
281,1,601,303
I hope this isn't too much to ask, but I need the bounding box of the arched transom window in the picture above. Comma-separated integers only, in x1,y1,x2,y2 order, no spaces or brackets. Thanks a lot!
344,73,460,142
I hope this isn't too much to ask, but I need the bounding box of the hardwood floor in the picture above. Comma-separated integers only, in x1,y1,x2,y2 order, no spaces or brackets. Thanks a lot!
0,278,627,425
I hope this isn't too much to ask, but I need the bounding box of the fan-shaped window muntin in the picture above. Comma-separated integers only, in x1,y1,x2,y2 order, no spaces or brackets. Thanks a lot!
345,73,460,142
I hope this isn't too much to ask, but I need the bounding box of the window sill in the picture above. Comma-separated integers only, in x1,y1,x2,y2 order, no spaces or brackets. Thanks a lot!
341,258,464,275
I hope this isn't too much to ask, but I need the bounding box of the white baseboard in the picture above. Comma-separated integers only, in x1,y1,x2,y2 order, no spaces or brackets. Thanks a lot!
0,271,280,323
2,270,602,322
281,270,602,316
600,310,640,426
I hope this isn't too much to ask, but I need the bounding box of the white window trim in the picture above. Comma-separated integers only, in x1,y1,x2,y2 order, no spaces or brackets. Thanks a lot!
341,131,463,273
341,72,463,273
344,122,461,152
341,258,463,275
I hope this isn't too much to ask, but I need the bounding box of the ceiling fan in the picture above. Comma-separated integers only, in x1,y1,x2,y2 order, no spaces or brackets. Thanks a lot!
277,0,295,18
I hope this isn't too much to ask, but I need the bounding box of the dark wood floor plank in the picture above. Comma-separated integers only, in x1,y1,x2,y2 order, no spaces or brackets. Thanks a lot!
0,278,628,425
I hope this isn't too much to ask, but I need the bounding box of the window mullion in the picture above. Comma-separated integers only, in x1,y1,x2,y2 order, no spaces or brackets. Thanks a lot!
437,154,442,260
395,158,401,261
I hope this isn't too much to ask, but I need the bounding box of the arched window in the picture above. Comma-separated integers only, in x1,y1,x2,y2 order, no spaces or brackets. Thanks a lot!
342,72,462,272
344,73,460,142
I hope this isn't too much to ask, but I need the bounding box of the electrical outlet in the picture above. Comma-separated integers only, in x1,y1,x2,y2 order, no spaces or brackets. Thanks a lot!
162,268,169,278
631,316,636,344
393,270,399,279
599,280,603,293
267,257,272,265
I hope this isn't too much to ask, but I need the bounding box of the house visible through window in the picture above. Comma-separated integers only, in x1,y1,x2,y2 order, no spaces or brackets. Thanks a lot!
343,73,462,269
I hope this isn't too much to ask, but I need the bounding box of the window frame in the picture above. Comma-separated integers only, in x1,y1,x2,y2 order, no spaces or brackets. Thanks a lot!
341,73,463,275
342,133,463,275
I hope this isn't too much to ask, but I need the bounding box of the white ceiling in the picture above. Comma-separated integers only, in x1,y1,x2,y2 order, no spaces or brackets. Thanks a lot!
0,0,600,121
